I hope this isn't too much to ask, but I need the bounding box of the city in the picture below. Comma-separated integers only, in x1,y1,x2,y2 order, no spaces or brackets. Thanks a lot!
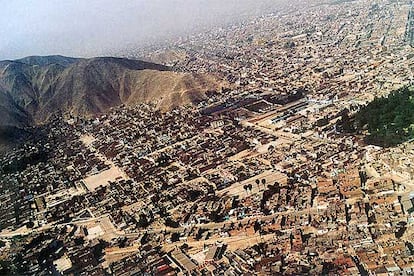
1,0,414,275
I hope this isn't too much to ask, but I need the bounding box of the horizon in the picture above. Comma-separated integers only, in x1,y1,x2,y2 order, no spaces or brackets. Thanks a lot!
0,0,289,60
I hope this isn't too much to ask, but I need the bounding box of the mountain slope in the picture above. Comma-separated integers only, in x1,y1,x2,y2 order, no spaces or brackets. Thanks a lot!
15,55,80,67
0,56,224,127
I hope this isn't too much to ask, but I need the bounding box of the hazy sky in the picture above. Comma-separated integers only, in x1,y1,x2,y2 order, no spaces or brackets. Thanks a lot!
0,0,284,60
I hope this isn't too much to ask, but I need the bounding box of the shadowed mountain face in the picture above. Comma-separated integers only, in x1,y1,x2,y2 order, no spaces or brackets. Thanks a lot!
0,55,222,128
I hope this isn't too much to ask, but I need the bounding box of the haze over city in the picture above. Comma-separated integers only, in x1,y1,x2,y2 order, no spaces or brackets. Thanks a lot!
0,0,285,60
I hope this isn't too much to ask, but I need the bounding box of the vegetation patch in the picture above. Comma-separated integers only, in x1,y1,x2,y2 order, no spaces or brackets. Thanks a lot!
355,86,414,147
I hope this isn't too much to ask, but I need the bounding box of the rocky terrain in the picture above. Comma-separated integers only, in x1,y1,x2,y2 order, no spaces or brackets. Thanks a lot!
0,55,223,128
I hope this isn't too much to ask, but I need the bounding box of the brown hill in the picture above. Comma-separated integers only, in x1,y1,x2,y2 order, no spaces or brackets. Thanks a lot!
0,55,224,127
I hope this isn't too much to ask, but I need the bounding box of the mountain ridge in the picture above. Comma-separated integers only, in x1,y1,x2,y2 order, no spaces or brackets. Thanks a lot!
0,55,224,128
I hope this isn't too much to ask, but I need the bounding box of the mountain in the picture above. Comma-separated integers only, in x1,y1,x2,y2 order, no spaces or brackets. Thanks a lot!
15,55,80,67
0,55,224,128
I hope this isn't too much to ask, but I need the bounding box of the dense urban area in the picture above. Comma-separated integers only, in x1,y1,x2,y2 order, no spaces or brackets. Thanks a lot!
1,0,414,275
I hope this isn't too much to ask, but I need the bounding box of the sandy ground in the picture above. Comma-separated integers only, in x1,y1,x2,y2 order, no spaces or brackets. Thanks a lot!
103,245,141,268
80,133,130,192
80,134,96,147
83,166,124,191
73,215,121,242
164,232,275,253
217,170,288,199
86,225,104,240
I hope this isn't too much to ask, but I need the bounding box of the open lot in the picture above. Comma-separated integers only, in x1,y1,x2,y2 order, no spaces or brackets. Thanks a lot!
83,166,124,191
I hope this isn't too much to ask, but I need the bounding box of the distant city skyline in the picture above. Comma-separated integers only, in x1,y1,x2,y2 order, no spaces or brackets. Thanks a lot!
0,0,286,60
